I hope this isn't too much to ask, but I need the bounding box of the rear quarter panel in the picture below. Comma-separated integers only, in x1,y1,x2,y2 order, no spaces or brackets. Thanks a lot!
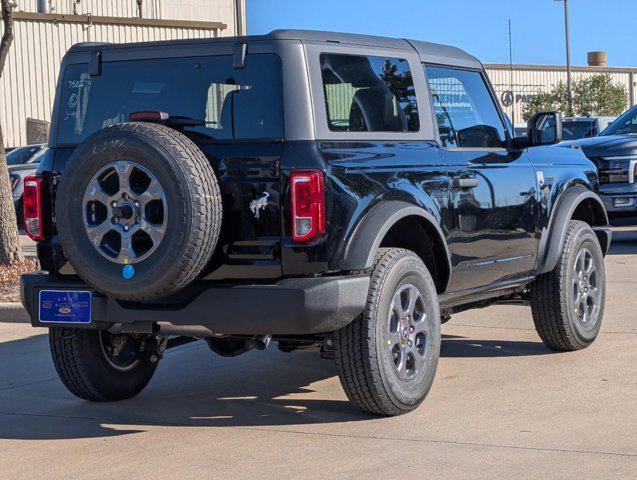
280,140,450,275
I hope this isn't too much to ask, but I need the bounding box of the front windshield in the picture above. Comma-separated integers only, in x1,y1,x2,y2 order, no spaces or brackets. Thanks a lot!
562,121,595,140
601,106,637,136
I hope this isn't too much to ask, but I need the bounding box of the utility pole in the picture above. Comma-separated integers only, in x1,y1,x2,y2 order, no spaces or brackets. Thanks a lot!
556,0,573,115
508,19,515,124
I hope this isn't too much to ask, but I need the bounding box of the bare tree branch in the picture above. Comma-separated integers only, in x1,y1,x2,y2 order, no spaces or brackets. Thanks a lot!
0,0,14,80
0,0,22,264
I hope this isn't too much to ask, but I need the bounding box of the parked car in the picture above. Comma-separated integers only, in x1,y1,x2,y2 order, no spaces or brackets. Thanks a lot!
9,146,47,227
20,30,610,416
513,122,528,137
562,116,616,140
562,105,637,224
5,144,46,166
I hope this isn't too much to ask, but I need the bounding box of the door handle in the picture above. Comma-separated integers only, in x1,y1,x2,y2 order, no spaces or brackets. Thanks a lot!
452,177,479,189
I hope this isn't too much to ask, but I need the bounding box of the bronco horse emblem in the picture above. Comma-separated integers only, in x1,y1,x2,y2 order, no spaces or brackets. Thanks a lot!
249,192,270,219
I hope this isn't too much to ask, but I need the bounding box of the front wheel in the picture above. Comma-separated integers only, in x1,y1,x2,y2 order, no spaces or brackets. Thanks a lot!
49,328,159,401
530,220,606,351
334,248,441,416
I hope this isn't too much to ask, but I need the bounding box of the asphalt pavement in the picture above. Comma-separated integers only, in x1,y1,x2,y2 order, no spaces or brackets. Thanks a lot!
0,230,635,479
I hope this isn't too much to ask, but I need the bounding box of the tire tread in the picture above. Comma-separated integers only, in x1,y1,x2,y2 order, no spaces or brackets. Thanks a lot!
530,220,602,351
334,248,438,416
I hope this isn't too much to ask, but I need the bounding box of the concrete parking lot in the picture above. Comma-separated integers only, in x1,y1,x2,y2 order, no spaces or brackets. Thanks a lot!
1,231,635,479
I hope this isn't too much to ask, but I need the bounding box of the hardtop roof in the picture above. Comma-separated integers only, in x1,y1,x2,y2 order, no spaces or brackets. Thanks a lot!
67,29,482,69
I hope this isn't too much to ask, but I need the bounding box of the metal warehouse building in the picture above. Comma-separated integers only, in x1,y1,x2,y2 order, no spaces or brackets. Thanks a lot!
0,0,246,148
485,63,637,124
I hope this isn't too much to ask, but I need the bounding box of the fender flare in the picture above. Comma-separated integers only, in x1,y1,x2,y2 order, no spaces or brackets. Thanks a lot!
538,186,610,274
341,201,452,287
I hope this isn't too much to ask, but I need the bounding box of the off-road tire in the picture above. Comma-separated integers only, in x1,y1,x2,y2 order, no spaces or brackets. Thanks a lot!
530,220,605,351
334,248,441,416
56,122,222,301
49,328,158,401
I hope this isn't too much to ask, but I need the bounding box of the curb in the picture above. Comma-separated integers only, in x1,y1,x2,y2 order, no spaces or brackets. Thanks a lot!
0,302,30,323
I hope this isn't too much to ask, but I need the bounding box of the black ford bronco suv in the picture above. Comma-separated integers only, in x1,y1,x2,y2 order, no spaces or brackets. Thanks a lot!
21,30,611,416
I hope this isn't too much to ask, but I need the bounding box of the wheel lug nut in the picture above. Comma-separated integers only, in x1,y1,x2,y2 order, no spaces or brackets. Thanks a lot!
134,201,140,208
124,225,130,231
111,201,118,207
409,326,415,334
408,340,413,347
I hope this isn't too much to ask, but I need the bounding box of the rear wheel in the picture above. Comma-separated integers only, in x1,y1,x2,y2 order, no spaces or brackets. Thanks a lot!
334,248,441,416
49,328,159,401
530,220,605,351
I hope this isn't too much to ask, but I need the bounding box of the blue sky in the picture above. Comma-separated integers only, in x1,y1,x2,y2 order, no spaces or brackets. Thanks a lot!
247,0,634,67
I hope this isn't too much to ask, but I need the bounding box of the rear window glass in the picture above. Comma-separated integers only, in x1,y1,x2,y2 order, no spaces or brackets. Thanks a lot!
320,53,419,133
57,54,283,144
562,120,596,140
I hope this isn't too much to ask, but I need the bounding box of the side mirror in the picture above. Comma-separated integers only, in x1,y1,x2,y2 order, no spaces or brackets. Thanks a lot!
511,111,563,149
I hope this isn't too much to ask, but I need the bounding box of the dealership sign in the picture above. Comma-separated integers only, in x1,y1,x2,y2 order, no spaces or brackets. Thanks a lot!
500,90,537,107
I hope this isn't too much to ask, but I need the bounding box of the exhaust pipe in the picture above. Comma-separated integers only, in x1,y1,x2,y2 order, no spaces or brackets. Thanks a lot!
252,334,271,350
156,322,215,338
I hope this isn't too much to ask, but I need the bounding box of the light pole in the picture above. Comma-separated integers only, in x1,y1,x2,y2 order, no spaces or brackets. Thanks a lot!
555,0,573,115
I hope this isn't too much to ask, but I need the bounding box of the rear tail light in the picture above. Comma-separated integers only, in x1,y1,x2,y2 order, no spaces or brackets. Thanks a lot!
290,170,325,243
23,175,48,241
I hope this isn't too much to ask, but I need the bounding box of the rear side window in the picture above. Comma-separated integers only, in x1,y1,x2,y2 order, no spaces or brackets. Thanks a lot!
320,53,419,133
57,54,283,144
425,66,506,148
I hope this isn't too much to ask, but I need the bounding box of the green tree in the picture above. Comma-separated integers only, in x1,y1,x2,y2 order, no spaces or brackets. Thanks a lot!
573,74,628,117
522,81,569,120
523,74,628,121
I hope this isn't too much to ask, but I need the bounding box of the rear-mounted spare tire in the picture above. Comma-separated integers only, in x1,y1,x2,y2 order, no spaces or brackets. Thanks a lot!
56,122,222,301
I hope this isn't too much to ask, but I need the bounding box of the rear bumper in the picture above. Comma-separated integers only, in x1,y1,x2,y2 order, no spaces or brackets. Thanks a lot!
20,273,370,335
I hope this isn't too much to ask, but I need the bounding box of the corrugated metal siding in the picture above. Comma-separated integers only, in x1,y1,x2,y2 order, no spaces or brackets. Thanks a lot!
16,0,242,33
0,18,220,147
19,0,159,18
486,67,636,124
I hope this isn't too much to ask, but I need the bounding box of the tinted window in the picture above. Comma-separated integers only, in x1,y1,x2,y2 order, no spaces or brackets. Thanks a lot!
425,66,506,148
562,120,595,140
58,54,283,144
601,106,637,136
5,146,42,165
320,53,419,132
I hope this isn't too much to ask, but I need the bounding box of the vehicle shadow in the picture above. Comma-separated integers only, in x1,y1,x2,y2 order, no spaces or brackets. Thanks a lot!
608,228,637,255
0,331,551,441
441,337,554,358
